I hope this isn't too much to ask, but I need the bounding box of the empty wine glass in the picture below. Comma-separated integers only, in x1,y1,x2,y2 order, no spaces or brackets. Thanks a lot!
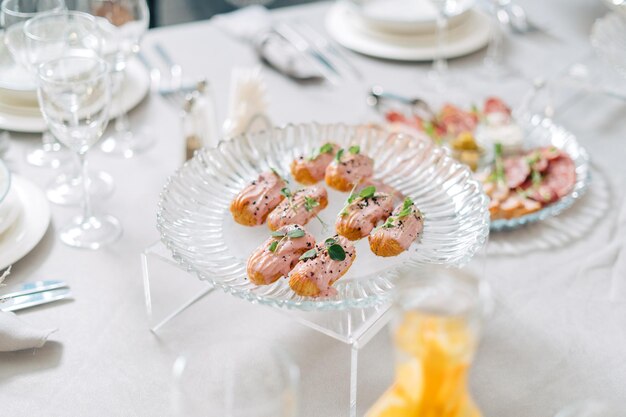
23,10,115,205
37,55,121,248
0,0,70,168
171,340,299,417
482,0,509,77
71,0,151,158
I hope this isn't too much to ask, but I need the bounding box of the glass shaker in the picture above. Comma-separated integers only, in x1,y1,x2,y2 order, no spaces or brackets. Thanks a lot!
367,266,490,417
181,80,219,161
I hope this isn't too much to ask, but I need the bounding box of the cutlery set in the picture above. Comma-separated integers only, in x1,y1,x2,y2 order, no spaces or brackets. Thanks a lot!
0,279,71,312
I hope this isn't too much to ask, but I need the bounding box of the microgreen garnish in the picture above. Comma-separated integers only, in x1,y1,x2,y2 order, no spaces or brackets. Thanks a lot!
359,185,376,199
381,198,415,229
280,187,298,214
287,228,305,238
423,121,437,142
397,197,414,217
280,187,292,199
335,148,344,162
308,143,335,161
299,248,317,260
531,169,542,186
348,145,360,154
269,227,305,253
339,182,366,216
493,143,506,185
303,196,319,212
324,237,346,261
270,167,289,184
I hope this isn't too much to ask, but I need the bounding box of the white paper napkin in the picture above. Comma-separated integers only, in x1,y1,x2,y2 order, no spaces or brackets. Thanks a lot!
0,267,58,352
578,193,626,301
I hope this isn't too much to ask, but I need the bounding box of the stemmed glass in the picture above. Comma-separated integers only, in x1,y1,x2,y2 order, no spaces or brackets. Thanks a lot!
0,0,69,168
36,45,121,248
71,0,151,158
428,0,465,87
23,10,115,205
482,0,508,76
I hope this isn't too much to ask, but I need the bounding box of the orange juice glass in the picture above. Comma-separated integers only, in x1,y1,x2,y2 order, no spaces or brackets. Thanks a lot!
367,267,489,417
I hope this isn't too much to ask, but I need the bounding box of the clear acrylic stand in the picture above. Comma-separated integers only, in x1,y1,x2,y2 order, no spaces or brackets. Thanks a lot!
141,240,392,417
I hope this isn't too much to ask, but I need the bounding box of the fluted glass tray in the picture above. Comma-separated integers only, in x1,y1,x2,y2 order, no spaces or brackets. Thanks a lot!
489,117,591,232
157,123,489,311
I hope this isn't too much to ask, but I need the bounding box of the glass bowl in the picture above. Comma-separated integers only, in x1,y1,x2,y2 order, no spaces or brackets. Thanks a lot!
0,158,11,205
157,123,489,311
489,117,591,232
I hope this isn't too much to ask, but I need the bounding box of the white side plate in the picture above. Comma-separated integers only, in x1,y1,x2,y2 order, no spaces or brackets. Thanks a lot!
0,175,51,270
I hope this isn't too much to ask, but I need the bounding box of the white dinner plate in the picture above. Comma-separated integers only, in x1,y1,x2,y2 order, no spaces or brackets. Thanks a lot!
0,186,21,236
325,2,491,61
0,58,150,133
348,0,475,35
0,175,50,271
0,30,37,98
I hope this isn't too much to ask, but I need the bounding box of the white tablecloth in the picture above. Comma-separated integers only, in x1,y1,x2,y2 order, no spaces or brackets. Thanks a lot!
1,1,625,416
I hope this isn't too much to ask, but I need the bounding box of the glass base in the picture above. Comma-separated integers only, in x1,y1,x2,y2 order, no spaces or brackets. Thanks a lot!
25,143,72,168
46,170,114,206
100,130,155,158
60,214,122,250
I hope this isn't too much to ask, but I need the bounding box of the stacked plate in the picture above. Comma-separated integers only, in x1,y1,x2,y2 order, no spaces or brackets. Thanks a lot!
325,0,491,61
0,159,51,270
0,33,150,133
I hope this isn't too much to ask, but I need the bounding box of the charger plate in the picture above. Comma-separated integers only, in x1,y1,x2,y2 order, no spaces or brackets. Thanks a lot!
157,123,489,311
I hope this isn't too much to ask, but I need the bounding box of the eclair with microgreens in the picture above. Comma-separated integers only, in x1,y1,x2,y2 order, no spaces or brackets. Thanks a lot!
267,185,329,231
230,169,287,226
369,197,424,257
289,235,356,297
325,145,374,192
247,224,316,285
291,143,340,185
335,185,394,241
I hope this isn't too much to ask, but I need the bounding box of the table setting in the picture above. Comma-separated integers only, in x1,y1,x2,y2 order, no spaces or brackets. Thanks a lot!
0,0,625,416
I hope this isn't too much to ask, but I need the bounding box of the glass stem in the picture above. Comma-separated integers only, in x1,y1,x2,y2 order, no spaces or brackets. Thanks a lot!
42,130,57,152
485,12,504,68
113,71,130,138
434,13,449,76
78,152,92,222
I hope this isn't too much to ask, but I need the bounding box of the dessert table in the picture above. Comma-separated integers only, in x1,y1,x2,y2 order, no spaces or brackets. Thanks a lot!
1,0,625,416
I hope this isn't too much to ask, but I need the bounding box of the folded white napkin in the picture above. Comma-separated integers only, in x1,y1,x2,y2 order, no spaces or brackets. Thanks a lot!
213,6,324,81
0,267,58,352
578,193,626,302
0,311,57,352
212,5,272,42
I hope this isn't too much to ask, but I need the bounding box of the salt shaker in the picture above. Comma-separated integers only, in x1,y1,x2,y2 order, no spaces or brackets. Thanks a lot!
181,96,202,161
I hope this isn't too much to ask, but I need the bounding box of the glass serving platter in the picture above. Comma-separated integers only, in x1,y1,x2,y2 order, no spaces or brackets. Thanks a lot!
157,123,489,311
489,117,591,232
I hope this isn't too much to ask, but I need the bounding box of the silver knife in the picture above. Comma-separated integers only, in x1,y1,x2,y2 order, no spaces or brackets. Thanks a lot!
0,280,68,300
0,288,72,312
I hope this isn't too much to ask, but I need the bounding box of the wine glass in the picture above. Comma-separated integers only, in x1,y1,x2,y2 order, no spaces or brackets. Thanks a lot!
482,0,509,77
36,55,121,248
70,0,151,158
23,9,115,205
0,0,70,168
171,340,299,417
